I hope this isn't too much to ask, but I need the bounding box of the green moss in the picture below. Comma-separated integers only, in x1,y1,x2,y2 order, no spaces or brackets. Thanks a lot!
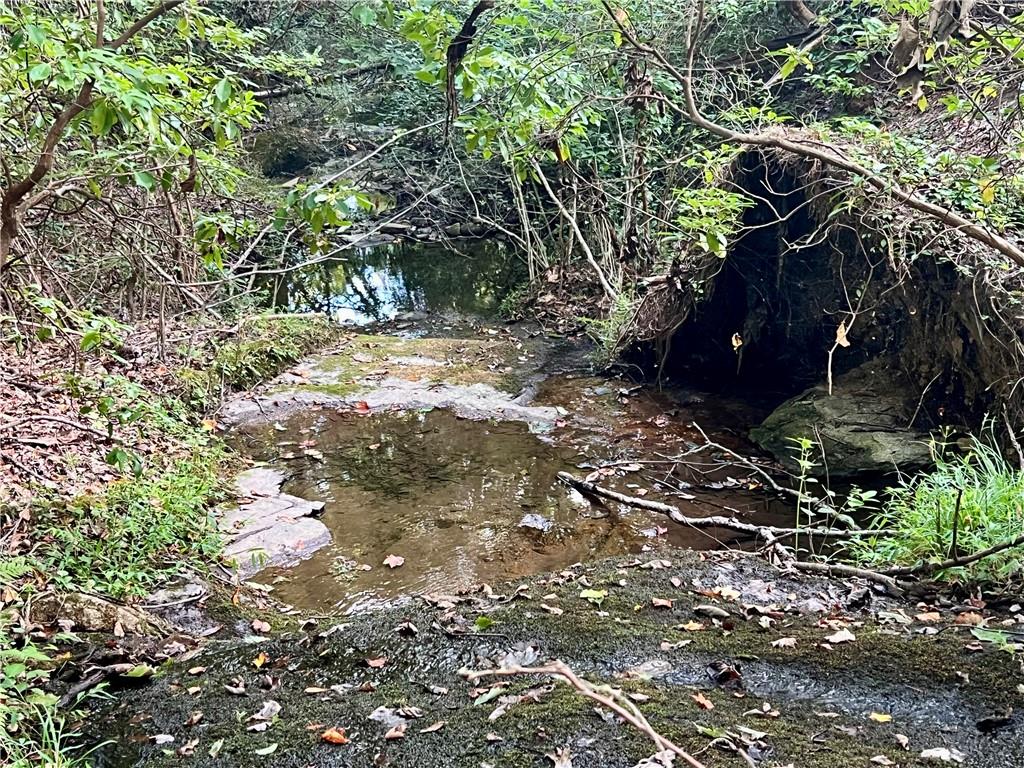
184,314,339,407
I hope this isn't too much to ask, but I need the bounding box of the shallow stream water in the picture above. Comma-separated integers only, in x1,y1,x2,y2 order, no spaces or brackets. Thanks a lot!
236,241,793,612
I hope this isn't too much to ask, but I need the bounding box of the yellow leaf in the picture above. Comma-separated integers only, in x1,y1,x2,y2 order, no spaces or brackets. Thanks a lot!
916,94,928,111
252,651,269,669
835,321,851,348
870,712,893,723
980,180,996,205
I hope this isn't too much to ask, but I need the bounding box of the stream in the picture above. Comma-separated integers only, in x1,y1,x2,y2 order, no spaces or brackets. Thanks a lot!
227,240,793,613
88,241,1023,768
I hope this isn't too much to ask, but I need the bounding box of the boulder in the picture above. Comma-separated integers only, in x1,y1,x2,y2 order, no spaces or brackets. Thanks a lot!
250,127,328,177
750,358,933,477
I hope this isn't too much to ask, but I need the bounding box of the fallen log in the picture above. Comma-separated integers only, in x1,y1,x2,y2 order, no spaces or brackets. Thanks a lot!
556,471,871,540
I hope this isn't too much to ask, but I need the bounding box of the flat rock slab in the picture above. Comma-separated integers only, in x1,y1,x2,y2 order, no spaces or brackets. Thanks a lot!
88,551,1022,768
221,467,330,577
221,379,559,430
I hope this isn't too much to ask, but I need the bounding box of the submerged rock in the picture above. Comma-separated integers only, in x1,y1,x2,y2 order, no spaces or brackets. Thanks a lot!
750,358,933,477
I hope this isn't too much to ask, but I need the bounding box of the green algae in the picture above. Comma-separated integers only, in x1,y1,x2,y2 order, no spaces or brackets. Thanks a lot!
85,553,1023,768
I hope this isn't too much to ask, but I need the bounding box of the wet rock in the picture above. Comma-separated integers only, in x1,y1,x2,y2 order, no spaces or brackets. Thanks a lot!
750,358,933,477
220,467,331,577
380,221,415,234
33,592,170,635
518,513,554,532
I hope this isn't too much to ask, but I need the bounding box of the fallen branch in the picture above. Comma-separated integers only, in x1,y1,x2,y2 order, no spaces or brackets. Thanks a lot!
58,662,135,707
464,661,706,768
557,471,871,539
787,560,904,597
883,532,1024,577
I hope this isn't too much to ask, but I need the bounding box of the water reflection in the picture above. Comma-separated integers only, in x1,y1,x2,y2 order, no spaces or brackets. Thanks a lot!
271,240,523,325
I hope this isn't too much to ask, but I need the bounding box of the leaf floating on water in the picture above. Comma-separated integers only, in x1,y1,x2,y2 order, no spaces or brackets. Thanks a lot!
321,727,350,744
383,554,405,569
825,628,856,645
870,712,893,723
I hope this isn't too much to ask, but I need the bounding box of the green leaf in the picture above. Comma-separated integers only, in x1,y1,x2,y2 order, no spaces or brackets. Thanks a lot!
90,102,116,136
122,663,155,679
214,77,232,103
25,24,45,45
28,62,51,82
133,171,156,191
208,739,224,758
472,686,506,706
352,4,377,25
778,58,798,80
916,94,929,111
579,588,607,606
474,616,494,631
80,329,103,352
253,743,278,756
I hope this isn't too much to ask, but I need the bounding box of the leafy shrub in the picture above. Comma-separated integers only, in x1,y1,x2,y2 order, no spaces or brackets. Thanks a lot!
849,434,1024,580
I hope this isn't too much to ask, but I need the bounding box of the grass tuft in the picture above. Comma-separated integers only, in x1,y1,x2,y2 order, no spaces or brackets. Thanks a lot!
849,432,1024,580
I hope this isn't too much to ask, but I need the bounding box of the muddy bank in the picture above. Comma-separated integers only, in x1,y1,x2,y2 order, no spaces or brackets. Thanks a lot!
87,551,1021,768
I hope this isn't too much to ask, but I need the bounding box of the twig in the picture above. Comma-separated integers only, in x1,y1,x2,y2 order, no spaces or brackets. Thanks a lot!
0,414,109,440
464,661,706,768
557,471,871,539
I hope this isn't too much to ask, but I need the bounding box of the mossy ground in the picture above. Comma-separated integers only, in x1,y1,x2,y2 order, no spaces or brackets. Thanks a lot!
273,332,532,399
86,552,1022,768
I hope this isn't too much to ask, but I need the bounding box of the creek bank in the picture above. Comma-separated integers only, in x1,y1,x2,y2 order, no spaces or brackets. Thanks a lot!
86,551,1022,768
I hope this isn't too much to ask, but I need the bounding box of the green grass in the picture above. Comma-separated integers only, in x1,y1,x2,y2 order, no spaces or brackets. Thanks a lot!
1,609,92,768
31,449,227,599
848,433,1024,581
